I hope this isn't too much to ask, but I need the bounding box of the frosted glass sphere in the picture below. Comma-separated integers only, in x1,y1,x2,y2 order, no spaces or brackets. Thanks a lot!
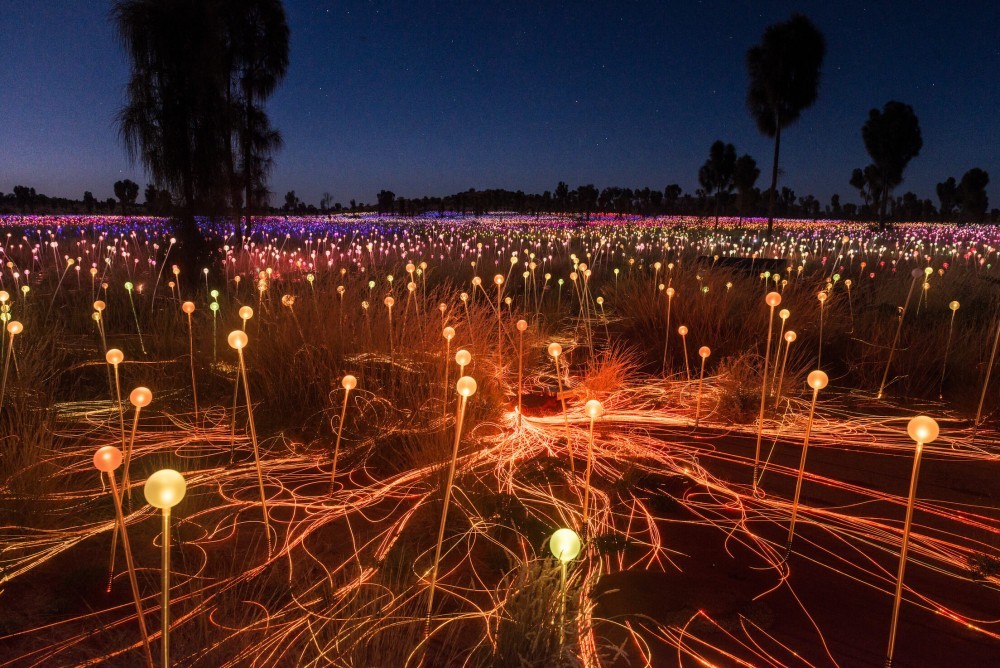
765,292,781,307
106,349,124,365
93,446,122,472
779,309,790,320
547,342,562,358
456,376,477,397
228,330,248,350
182,301,195,314
549,528,582,563
239,306,254,320
129,386,152,408
698,346,711,359
516,319,528,332
807,370,828,390
585,399,604,419
443,326,456,341
907,416,939,444
342,375,357,391
677,326,688,336
455,349,471,367
144,469,186,509
785,330,797,343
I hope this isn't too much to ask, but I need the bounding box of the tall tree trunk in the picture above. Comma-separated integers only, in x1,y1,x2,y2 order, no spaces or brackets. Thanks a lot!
714,191,720,229
766,123,782,236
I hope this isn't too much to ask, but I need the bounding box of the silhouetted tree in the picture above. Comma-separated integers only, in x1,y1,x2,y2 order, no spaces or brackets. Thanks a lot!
224,0,288,242
283,190,299,212
114,0,232,269
114,179,140,213
957,168,989,223
698,141,736,227
936,177,958,221
862,100,922,229
746,13,826,235
83,191,97,213
733,153,760,222
376,190,396,214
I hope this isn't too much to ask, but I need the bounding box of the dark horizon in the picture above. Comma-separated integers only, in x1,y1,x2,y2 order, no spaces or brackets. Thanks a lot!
2,1,998,208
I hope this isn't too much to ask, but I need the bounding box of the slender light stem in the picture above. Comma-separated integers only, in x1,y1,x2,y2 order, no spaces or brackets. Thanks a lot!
877,273,921,399
753,305,776,490
938,310,957,399
238,348,272,556
108,473,154,668
583,417,595,527
425,394,468,634
695,356,706,427
786,387,819,556
187,313,198,422
886,441,924,667
161,508,171,668
330,389,350,485
774,340,793,408
974,316,1000,429
442,340,450,420
517,330,523,425
123,408,141,502
553,356,575,474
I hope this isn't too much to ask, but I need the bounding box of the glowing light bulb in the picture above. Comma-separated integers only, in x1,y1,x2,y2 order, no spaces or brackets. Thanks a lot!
699,346,711,358
548,342,562,358
228,330,248,350
143,469,186,510
516,319,527,332
129,386,152,408
106,349,124,365
182,301,195,314
807,370,829,390
785,330,797,343
907,415,939,444
239,306,254,321
443,326,456,341
342,375,357,391
549,528,582,563
766,292,781,307
455,349,471,367
585,399,604,419
93,445,122,472
456,376,477,397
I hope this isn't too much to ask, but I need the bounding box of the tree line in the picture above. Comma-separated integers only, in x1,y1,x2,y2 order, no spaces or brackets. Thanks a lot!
3,9,994,229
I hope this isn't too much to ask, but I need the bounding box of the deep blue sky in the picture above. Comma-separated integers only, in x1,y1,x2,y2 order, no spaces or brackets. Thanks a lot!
2,1,998,207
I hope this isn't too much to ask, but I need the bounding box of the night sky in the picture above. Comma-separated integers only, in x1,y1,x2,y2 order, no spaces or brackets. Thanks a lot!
2,0,998,208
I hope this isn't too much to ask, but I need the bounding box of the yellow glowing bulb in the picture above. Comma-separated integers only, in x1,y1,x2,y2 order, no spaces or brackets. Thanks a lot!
7,321,23,335
342,375,357,391
516,319,528,332
239,306,254,320
549,528,582,563
143,469,186,510
548,342,562,358
698,346,711,358
443,326,456,341
585,399,604,419
455,349,471,367
106,348,124,366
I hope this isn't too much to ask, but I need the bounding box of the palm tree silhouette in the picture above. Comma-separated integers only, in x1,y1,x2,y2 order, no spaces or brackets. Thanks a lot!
746,14,825,235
